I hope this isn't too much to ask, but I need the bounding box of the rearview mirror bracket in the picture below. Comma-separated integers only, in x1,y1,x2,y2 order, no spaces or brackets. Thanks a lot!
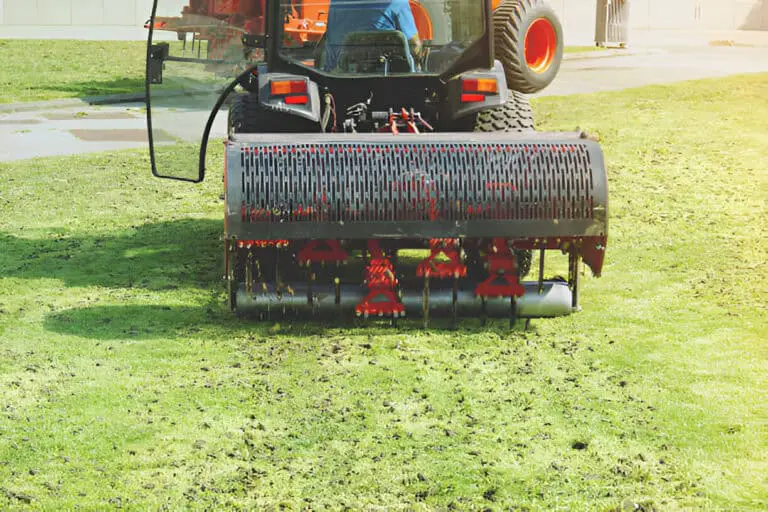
148,43,170,84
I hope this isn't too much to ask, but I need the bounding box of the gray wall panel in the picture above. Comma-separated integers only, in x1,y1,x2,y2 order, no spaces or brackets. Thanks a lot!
136,0,152,27
1,0,766,32
4,0,40,24
37,0,73,25
103,0,138,25
72,0,105,25
629,0,651,29
650,0,696,29
562,0,596,43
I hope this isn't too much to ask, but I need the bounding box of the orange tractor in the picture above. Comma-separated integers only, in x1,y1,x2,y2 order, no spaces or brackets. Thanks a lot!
148,0,563,93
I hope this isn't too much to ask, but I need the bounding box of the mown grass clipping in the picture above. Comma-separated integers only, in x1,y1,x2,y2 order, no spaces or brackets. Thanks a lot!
0,74,766,510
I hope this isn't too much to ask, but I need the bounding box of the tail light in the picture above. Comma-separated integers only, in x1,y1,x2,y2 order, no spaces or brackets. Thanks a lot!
270,79,309,104
461,78,498,103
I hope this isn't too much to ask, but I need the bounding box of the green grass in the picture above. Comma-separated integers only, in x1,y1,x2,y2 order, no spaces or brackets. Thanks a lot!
0,40,147,104
0,39,609,104
1,74,767,510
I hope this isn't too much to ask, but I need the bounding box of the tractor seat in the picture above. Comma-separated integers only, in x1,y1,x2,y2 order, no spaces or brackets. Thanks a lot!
333,30,415,74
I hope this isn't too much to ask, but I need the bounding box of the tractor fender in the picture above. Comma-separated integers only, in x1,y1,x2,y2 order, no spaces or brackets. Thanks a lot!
446,60,509,121
257,72,322,123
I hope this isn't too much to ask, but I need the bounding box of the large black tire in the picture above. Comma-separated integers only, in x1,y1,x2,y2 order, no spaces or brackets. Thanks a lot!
493,0,563,94
228,93,260,136
227,92,319,136
472,89,535,133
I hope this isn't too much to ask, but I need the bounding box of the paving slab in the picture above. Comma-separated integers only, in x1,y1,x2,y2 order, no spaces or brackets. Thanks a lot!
626,28,768,50
0,104,148,161
41,111,139,121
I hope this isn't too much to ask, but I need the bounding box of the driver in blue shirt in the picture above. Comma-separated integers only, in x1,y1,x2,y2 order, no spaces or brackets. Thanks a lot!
322,0,423,71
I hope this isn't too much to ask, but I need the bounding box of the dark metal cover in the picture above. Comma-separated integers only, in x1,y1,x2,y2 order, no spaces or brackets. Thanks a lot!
225,132,608,240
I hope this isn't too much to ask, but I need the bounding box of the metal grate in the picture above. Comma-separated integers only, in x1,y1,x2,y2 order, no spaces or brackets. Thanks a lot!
595,0,629,47
231,140,599,224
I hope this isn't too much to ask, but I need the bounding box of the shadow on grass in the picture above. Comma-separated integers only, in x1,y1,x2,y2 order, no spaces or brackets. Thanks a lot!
49,77,230,108
43,78,146,99
44,304,221,340
43,302,532,340
1,218,223,290
1,218,537,338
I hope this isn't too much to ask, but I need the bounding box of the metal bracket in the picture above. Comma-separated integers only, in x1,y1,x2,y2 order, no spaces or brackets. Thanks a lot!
148,43,170,84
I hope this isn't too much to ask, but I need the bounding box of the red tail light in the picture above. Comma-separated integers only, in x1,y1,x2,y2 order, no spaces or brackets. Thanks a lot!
285,95,309,105
461,93,486,103
461,78,499,103
270,79,309,105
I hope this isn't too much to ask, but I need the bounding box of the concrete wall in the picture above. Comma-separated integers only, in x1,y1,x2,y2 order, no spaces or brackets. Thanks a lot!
1,0,153,26
546,0,598,45
550,0,768,44
542,0,768,44
0,0,766,37
629,0,767,30
0,0,188,39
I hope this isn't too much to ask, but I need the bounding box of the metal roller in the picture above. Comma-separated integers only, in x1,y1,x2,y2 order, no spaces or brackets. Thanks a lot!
235,280,574,318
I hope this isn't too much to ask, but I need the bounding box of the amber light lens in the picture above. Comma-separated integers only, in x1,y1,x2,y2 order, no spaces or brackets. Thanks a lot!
462,78,498,94
270,80,307,96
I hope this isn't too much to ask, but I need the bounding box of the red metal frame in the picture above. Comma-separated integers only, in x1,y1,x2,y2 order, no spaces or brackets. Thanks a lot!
297,239,348,265
475,238,525,298
236,239,289,248
416,238,467,279
355,240,405,317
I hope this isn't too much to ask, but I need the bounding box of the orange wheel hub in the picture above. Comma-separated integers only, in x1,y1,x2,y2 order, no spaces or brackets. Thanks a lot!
524,18,557,74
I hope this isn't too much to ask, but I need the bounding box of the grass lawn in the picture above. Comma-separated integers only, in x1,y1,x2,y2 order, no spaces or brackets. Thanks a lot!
1,39,608,104
1,74,767,510
0,40,147,104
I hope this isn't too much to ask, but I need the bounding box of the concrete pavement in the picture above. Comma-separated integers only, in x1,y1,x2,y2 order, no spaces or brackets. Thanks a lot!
0,103,149,161
534,45,768,97
2,43,768,163
620,28,768,50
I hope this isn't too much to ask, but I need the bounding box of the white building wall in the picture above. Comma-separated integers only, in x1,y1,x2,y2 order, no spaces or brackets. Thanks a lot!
546,0,599,45
0,0,766,35
1,0,158,26
628,0,767,30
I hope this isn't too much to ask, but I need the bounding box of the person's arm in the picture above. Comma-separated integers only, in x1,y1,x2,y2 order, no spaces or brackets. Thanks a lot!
408,35,423,61
392,0,422,61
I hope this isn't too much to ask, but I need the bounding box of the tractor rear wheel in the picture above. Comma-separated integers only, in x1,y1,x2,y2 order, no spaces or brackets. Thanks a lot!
228,93,261,135
228,92,318,136
493,0,563,94
472,89,535,133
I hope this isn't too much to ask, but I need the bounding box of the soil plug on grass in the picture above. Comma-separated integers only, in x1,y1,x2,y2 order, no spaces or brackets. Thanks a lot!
572,440,589,450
